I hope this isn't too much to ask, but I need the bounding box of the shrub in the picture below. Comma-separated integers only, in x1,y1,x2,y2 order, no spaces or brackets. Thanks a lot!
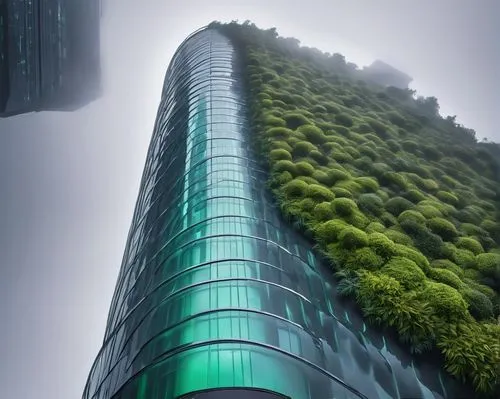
385,196,414,216
344,247,385,271
475,253,500,276
298,198,317,212
295,161,315,176
453,248,476,269
481,219,500,243
456,237,484,255
368,232,396,260
269,149,292,162
264,114,286,127
398,210,426,225
393,244,430,270
297,124,327,144
292,141,316,157
380,211,398,227
355,176,379,192
384,229,414,246
436,191,459,206
358,145,378,161
296,176,318,185
335,179,363,194
410,226,445,260
428,268,464,289
331,187,353,198
431,259,464,278
357,193,384,216
419,282,468,321
366,221,386,233
331,150,354,163
460,289,494,320
332,197,358,216
266,126,293,139
415,204,443,219
458,206,484,225
403,189,427,204
326,169,350,183
269,140,293,152
381,172,409,190
335,113,354,127
305,184,335,202
282,179,308,198
284,112,311,129
313,202,334,221
272,160,297,175
312,170,333,186
427,217,458,241
381,257,426,290
309,150,329,165
338,226,369,249
314,219,348,243
273,171,293,186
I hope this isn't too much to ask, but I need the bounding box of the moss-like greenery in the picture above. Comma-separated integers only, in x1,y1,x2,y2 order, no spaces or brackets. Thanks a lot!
212,21,500,395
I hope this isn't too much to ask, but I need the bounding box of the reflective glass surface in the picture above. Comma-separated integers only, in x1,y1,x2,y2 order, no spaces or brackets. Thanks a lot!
83,28,471,399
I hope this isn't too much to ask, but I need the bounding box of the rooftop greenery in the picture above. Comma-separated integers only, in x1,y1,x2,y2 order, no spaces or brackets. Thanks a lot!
210,20,500,397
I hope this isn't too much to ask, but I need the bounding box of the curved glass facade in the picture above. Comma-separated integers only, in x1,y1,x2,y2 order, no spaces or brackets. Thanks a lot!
83,28,471,399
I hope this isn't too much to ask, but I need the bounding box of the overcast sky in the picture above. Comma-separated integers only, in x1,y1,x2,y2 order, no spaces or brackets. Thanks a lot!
0,1,498,398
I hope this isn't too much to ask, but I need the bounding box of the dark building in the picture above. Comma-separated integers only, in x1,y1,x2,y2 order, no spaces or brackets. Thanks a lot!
362,60,413,89
83,27,471,399
0,0,101,117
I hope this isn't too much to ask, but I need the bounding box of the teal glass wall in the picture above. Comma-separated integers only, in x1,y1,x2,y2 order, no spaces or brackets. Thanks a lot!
83,28,471,399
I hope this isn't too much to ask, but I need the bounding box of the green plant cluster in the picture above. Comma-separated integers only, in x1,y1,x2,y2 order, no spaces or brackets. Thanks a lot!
211,20,500,396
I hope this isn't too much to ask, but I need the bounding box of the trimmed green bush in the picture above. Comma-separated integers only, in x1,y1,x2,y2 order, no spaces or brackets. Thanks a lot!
344,247,385,271
385,196,414,216
366,221,386,233
305,184,335,202
309,150,329,165
368,232,396,260
313,201,335,221
292,141,317,157
266,126,293,139
427,217,458,241
297,124,327,144
273,171,293,186
272,160,297,175
431,259,464,278
331,187,353,198
415,204,443,219
326,169,350,183
456,237,484,255
314,219,348,243
461,289,494,320
335,113,354,127
384,229,414,246
283,112,311,129
354,176,379,192
418,282,468,321
338,226,369,249
381,257,426,290
381,172,409,190
357,193,384,216
475,253,500,276
269,148,292,162
264,114,287,127
398,210,426,225
393,243,430,270
436,191,459,206
332,197,358,216
295,161,315,176
282,179,308,198
453,248,476,269
428,268,464,289
403,189,427,204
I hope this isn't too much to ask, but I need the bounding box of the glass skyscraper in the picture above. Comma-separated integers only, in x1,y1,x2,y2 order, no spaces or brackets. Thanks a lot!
0,0,101,117
84,27,471,399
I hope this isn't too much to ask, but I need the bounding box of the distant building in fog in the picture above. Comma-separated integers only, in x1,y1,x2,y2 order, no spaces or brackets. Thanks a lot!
362,60,413,89
0,0,101,117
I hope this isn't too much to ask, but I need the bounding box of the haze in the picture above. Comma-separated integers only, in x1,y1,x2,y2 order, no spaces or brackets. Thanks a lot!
0,1,498,398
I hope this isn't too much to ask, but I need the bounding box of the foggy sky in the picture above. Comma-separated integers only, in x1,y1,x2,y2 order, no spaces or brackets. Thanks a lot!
0,1,498,398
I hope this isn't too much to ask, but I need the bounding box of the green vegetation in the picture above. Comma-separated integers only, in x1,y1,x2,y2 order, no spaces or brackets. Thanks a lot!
211,20,500,396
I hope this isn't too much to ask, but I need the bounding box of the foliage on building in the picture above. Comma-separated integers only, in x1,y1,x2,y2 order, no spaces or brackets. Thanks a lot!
210,20,500,397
